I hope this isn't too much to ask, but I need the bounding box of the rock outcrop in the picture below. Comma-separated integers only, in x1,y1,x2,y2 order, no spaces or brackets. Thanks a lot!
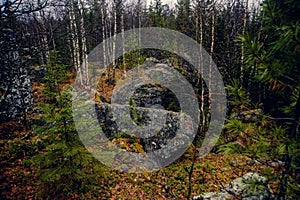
0,29,33,122
95,82,188,153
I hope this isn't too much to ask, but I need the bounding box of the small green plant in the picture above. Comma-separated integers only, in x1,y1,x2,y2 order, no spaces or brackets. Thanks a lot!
226,81,251,112
129,97,143,125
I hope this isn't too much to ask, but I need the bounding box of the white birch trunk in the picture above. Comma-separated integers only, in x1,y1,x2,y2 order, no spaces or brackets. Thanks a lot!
196,0,206,130
101,0,108,78
209,3,215,118
112,0,117,82
42,13,49,64
69,0,83,85
78,0,89,85
121,8,126,77
137,0,142,71
34,10,49,65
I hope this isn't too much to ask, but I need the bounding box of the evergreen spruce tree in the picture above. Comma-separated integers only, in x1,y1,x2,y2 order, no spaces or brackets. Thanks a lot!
175,0,192,36
31,51,102,198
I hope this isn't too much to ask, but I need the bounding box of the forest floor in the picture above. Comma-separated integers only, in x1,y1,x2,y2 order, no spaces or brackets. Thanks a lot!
0,69,283,199
0,125,282,199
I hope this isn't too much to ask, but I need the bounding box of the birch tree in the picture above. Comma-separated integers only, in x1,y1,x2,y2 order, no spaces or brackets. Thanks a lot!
31,9,50,65
194,0,206,131
69,0,82,85
101,0,108,79
137,0,142,67
209,1,215,121
78,0,89,85
111,0,117,83
121,0,126,76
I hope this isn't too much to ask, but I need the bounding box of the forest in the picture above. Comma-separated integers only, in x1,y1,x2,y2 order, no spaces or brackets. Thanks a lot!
0,0,299,199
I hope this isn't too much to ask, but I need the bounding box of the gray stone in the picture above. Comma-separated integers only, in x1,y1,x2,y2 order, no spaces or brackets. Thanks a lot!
145,57,160,63
193,173,271,200
0,28,33,122
193,192,232,200
224,172,271,200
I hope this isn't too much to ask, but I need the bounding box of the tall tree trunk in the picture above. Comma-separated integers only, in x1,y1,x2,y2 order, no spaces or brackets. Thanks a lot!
112,0,117,83
78,0,89,86
107,11,113,81
199,2,206,131
70,0,83,85
39,13,50,65
33,10,49,65
138,0,142,67
121,7,126,77
209,3,215,120
101,0,108,82
195,0,206,132
241,0,248,85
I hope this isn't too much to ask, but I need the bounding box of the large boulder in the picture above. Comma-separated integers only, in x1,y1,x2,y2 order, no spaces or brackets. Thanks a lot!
95,102,194,154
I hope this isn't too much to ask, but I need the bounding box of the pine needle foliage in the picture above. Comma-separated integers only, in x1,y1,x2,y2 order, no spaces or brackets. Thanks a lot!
222,0,300,198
